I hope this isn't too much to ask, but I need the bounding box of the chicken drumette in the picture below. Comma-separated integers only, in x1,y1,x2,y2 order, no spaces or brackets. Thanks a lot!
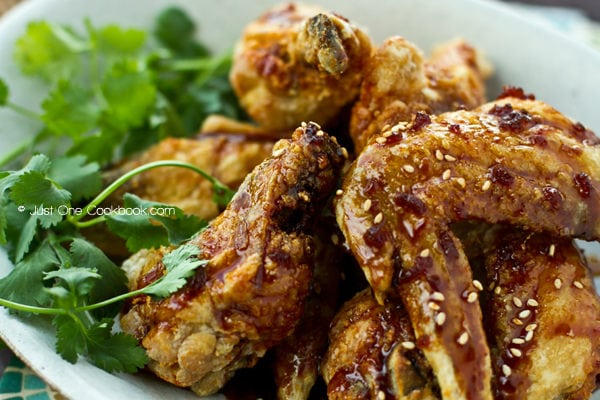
350,36,491,152
120,123,345,395
230,3,372,131
336,91,600,400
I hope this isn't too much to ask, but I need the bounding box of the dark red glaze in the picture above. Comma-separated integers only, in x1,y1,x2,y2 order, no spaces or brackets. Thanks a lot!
363,224,390,250
448,124,462,134
393,192,427,216
496,86,535,101
574,172,592,199
438,230,459,260
411,112,432,132
542,186,563,210
490,164,515,187
488,103,537,132
528,135,547,147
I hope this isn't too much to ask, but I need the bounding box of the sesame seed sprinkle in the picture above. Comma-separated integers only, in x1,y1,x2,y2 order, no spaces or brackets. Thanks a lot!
401,341,416,350
363,199,372,212
272,148,285,157
502,364,512,377
382,130,393,138
473,280,484,291
512,338,525,345
336,189,344,196
518,310,531,319
525,330,534,342
376,137,387,144
494,286,502,295
428,302,441,311
573,281,584,289
316,130,325,137
403,164,415,173
442,169,452,180
512,297,523,307
331,234,339,245
554,278,562,289
420,249,431,258
548,244,556,257
309,121,321,129
482,180,492,191
512,318,523,326
457,332,469,345
431,291,445,301
527,299,539,307
467,292,478,303
403,220,415,238
435,312,446,326
341,147,349,159
445,154,457,162
435,150,444,160
374,212,383,224
510,348,523,357
378,390,386,400
456,177,466,188
525,323,538,332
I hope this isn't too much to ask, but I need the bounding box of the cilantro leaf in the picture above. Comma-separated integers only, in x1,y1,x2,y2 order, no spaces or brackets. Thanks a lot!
95,25,146,55
13,214,39,263
41,80,100,138
154,7,209,58
53,314,86,363
0,239,60,307
48,155,101,202
105,193,206,252
0,77,7,106
9,170,71,209
143,243,206,298
45,267,101,299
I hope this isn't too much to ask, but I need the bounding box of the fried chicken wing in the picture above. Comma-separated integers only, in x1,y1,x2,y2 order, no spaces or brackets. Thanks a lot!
322,288,439,400
230,3,372,131
119,123,345,395
336,92,600,400
350,37,491,152
475,227,600,400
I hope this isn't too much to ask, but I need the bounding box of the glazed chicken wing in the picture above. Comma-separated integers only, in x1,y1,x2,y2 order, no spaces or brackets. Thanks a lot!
119,123,345,395
336,92,600,400
230,3,372,131
350,36,491,152
475,227,600,400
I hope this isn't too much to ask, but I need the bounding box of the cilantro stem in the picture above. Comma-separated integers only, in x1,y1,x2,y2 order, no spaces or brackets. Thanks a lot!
6,102,42,121
68,160,234,226
0,298,67,316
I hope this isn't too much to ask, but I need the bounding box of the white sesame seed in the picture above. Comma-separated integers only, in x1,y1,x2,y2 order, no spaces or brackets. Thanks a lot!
512,338,525,345
420,249,430,258
401,341,416,350
526,299,539,307
376,137,387,144
525,323,538,332
431,291,445,301
512,318,523,326
377,390,386,400
309,121,321,129
403,220,414,238
301,121,308,128
428,302,441,311
435,150,444,161
512,297,523,308
336,189,344,196
331,234,339,245
456,177,466,188
473,280,484,291
382,130,393,138
442,169,452,180
554,278,562,289
510,348,523,357
502,364,512,377
435,312,446,326
444,154,457,162
403,164,415,173
272,148,285,157
518,310,531,319
374,212,383,224
457,332,469,345
363,199,372,212
573,281,584,289
548,244,556,257
489,282,496,290
341,147,349,159
316,130,325,137
494,286,502,295
467,292,478,303
525,330,534,342
481,180,492,191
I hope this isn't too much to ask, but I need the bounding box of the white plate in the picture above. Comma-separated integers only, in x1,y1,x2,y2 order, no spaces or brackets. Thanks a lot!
1,0,600,399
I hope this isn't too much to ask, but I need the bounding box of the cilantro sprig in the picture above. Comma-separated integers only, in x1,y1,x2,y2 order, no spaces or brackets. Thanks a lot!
0,6,246,168
0,153,232,372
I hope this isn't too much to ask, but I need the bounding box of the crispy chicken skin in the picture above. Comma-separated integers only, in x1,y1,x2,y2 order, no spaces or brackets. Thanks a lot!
119,123,345,395
350,37,491,152
229,3,372,131
474,227,600,400
336,93,600,400
322,288,439,400
105,117,277,220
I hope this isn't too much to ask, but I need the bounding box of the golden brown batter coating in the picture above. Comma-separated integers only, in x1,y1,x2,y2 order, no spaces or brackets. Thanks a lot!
336,93,600,400
119,123,345,395
475,227,600,400
349,37,491,152
322,288,439,400
229,3,372,131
